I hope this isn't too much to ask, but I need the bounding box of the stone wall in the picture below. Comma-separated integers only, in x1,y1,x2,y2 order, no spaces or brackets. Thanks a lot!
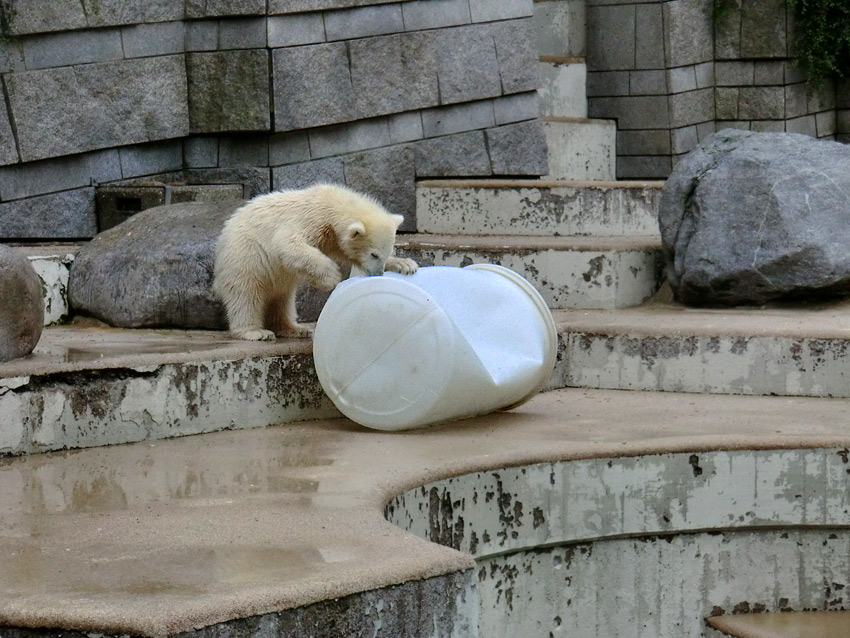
586,0,849,179
0,0,547,239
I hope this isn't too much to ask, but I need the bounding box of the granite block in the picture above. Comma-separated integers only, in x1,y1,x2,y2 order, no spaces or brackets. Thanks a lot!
493,92,539,124
587,4,635,71
273,42,356,131
0,92,18,166
616,129,671,155
671,125,698,154
667,67,696,94
402,0,471,30
309,119,392,158
184,137,219,168
343,144,416,226
631,70,667,95
617,154,671,179
186,0,266,18
663,0,713,67
491,19,539,94
388,112,424,143
0,187,96,239
784,83,807,119
715,87,739,120
740,0,787,58
469,0,532,22
589,95,669,129
816,110,837,138
7,56,189,162
434,25,501,105
485,119,548,175
350,32,439,116
23,29,123,70
267,13,326,47
635,3,664,69
273,157,345,191
737,86,784,120
668,88,714,128
219,17,267,49
325,4,404,40
421,100,496,137
715,61,754,86
785,114,816,137
121,21,185,58
119,141,183,178
587,71,630,97
269,131,312,166
413,130,491,177
754,61,784,85
0,150,121,200
185,20,218,51
219,134,270,166
187,50,271,133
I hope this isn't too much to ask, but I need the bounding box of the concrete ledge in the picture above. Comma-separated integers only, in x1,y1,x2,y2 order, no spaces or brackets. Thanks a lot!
0,388,848,637
0,325,337,455
396,234,664,309
416,179,661,236
707,611,850,638
543,117,616,181
550,288,850,398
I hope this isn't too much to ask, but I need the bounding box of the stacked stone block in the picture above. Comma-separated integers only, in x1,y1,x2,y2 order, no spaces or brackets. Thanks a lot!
0,0,547,239
586,0,844,179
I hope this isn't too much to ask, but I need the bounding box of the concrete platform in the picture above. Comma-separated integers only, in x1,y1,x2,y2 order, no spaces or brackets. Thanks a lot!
396,233,663,310
1,387,849,637
415,178,663,236
543,117,617,181
707,611,850,638
552,286,850,398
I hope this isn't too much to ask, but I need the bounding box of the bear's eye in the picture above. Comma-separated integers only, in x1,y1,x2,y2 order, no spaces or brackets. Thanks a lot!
370,252,380,260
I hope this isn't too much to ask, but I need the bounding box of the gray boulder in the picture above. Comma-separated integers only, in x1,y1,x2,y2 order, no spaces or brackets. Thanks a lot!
0,244,44,362
69,201,333,330
70,201,238,329
660,129,850,306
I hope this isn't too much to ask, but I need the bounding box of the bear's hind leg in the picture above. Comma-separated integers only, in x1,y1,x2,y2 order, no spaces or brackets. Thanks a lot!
222,284,275,341
268,284,313,338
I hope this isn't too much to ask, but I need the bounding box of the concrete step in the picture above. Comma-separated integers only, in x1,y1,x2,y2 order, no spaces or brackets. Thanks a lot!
538,57,588,119
707,611,850,638
395,233,664,310
14,244,80,326
550,286,850,398
0,323,336,456
543,117,617,181
415,178,663,236
0,387,848,636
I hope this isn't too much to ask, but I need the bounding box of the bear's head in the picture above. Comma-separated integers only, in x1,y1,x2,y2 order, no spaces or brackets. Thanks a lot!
341,213,404,276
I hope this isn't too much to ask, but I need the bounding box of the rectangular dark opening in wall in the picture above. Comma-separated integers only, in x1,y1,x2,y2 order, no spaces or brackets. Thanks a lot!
116,197,143,214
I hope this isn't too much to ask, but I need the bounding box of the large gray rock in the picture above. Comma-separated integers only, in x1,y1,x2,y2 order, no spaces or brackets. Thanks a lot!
69,202,239,329
660,129,850,306
69,200,333,329
0,244,44,362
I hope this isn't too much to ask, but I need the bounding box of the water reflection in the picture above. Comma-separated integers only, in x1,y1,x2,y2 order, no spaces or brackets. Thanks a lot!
0,429,338,519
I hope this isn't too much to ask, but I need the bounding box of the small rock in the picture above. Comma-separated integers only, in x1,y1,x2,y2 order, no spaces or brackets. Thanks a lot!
660,129,850,306
0,244,44,362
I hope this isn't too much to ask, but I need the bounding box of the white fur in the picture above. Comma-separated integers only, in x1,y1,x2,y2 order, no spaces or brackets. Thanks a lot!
213,184,418,340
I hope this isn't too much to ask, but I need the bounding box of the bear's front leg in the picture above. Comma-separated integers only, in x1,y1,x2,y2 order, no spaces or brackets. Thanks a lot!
386,255,418,275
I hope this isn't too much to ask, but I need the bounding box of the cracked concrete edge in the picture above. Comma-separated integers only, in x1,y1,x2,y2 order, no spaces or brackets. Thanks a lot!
0,570,478,638
0,352,338,456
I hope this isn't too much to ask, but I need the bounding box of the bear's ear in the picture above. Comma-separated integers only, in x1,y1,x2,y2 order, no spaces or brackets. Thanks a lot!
391,214,404,229
345,221,366,240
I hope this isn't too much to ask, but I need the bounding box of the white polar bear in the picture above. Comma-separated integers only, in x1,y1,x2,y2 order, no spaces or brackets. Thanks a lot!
213,184,418,341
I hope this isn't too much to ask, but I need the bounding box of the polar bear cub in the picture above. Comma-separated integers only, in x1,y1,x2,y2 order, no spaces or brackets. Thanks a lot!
213,184,418,341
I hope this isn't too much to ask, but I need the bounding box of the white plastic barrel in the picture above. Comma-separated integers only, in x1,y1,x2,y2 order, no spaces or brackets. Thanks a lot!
312,264,557,431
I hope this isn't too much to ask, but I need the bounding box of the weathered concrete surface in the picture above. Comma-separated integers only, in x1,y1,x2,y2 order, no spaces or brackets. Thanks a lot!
550,286,850,397
543,117,616,181
0,244,43,362
396,233,664,309
18,246,80,326
0,324,338,455
416,178,663,236
389,449,850,637
1,387,849,636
